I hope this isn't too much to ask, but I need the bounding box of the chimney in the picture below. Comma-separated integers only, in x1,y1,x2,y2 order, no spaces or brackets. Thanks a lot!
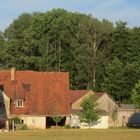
11,67,16,81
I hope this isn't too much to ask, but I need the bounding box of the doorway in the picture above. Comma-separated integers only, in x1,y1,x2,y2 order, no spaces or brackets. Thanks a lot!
46,116,66,128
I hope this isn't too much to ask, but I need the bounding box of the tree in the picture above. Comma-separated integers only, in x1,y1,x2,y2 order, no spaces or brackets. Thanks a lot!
80,94,99,128
52,113,63,126
1,9,140,103
101,57,124,101
102,58,140,103
52,104,63,126
131,80,140,109
0,32,6,69
101,22,140,103
107,21,131,62
3,13,32,69
75,17,112,89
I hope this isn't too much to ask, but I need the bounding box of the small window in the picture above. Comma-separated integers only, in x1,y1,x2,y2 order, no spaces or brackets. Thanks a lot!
16,99,24,107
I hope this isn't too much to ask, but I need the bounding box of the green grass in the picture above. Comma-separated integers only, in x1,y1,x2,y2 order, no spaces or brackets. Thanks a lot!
0,129,140,140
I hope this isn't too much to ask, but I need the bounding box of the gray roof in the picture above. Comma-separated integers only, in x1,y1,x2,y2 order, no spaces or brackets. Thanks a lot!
118,104,135,109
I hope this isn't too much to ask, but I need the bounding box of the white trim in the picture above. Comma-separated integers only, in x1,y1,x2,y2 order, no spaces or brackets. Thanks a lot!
15,99,24,107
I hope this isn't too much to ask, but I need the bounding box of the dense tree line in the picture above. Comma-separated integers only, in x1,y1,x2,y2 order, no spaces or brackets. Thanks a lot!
0,9,140,103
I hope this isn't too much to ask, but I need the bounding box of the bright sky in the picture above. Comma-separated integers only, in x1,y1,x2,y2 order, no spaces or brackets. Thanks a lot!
0,0,140,31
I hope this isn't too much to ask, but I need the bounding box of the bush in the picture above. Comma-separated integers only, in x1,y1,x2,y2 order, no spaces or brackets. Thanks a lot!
20,124,28,130
65,125,71,129
111,110,117,121
13,117,21,124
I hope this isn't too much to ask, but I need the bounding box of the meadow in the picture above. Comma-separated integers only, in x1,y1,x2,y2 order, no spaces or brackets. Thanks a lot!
0,128,140,140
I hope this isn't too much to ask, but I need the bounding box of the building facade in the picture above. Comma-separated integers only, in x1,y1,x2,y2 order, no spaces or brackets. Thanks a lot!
1,68,139,129
0,68,70,129
70,90,118,129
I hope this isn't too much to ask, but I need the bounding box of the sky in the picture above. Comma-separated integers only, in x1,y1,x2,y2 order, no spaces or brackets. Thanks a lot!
0,0,140,31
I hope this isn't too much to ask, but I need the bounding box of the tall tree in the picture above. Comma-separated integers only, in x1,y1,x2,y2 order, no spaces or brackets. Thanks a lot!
80,94,99,128
0,32,6,69
3,13,32,69
106,21,131,62
101,22,140,102
1,9,140,103
75,17,112,89
101,57,124,101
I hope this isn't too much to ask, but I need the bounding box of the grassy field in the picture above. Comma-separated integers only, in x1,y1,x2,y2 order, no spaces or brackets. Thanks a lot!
0,129,140,140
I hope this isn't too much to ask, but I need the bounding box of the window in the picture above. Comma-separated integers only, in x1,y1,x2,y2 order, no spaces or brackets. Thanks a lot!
16,99,24,107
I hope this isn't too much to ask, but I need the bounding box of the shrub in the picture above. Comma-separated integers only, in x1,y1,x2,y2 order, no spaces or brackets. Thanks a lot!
20,124,28,130
13,117,21,124
65,125,71,129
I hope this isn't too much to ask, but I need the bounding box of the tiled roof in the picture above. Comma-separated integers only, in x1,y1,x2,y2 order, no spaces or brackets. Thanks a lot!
70,90,89,104
70,90,104,104
94,92,104,100
0,70,70,116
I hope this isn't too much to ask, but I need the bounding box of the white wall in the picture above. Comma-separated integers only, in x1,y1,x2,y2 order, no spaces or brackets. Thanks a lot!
71,114,80,127
1,90,10,117
71,115,108,129
19,116,46,129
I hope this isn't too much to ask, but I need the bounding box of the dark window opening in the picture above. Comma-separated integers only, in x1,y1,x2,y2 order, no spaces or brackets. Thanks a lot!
0,85,4,91
70,102,72,108
0,120,5,129
0,86,7,121
0,102,4,107
21,120,24,124
46,116,66,128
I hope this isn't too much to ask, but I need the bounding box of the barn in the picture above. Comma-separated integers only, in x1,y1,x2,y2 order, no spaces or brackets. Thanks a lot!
0,68,70,129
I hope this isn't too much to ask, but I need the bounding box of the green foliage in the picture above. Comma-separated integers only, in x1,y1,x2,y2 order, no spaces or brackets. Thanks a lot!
0,32,6,69
13,117,21,124
20,124,28,130
101,22,140,102
0,9,140,103
52,104,63,126
74,16,112,89
80,94,99,128
52,114,63,126
65,124,71,129
101,57,124,101
111,110,117,121
131,80,140,109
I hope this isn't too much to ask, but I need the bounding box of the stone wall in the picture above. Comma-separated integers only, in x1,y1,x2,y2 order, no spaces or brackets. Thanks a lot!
117,109,140,127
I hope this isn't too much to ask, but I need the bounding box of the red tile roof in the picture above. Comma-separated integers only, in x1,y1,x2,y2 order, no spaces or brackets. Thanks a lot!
94,92,104,100
0,70,70,116
70,90,89,104
70,90,104,104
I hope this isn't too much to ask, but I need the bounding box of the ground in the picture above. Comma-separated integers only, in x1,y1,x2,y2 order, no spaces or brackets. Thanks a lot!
0,129,140,140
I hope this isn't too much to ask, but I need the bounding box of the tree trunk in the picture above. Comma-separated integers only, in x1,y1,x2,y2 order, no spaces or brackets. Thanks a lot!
93,32,97,88
56,122,58,126
89,120,92,129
